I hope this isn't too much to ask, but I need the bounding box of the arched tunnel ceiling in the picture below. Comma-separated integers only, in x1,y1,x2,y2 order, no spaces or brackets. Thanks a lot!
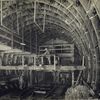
1,0,100,56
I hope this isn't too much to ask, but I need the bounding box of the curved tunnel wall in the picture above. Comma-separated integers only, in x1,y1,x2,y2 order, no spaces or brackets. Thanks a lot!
0,0,100,90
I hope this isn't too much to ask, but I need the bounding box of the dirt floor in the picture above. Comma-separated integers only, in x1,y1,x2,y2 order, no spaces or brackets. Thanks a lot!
0,95,65,100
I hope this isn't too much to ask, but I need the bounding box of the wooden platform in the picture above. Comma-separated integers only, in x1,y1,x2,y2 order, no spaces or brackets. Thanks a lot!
0,65,85,72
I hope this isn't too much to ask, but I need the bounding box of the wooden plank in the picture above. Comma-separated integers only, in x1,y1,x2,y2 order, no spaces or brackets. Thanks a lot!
0,43,11,50
0,65,85,72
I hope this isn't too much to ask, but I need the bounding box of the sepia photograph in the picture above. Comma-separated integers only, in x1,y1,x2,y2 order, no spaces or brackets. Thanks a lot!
0,0,100,100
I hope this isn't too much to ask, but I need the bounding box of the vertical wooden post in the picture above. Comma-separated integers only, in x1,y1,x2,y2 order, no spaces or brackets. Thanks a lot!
30,29,32,53
82,56,85,67
87,56,91,83
28,56,32,65
34,0,36,22
32,56,34,66
41,56,43,65
1,0,2,26
28,56,30,65
31,56,33,65
22,55,24,66
34,56,36,66
54,55,56,70
43,4,46,32
36,33,38,55
72,71,74,86
0,53,2,66
6,54,9,66
30,70,32,86
82,56,87,78
1,53,4,66
95,55,98,86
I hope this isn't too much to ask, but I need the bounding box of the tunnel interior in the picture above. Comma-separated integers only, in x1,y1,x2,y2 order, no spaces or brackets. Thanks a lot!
0,0,100,99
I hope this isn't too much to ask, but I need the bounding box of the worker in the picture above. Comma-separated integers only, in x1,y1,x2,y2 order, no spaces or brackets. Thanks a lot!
43,48,51,65
44,48,50,55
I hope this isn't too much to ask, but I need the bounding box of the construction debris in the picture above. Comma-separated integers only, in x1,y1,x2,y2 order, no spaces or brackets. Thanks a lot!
65,85,90,100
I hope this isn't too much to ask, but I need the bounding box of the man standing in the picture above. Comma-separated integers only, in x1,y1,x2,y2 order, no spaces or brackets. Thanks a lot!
44,48,51,65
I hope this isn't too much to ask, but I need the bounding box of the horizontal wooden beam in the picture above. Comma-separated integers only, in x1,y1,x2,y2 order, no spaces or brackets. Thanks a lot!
0,65,85,72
